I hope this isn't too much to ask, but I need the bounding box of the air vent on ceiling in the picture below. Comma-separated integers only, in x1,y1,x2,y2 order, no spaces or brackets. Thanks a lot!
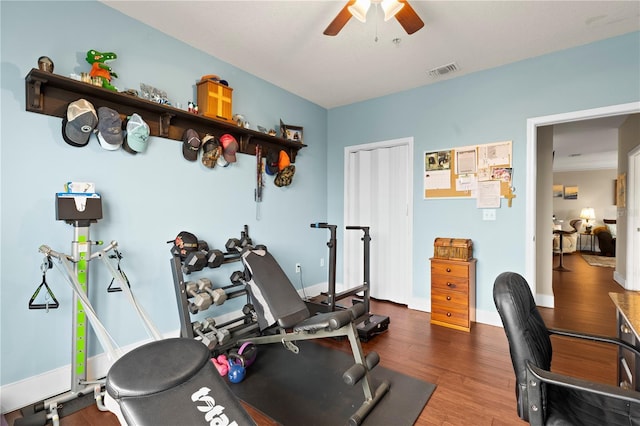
428,62,459,78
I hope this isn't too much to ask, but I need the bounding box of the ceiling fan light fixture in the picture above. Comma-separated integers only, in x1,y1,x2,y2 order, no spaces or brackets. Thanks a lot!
348,0,371,23
381,0,404,21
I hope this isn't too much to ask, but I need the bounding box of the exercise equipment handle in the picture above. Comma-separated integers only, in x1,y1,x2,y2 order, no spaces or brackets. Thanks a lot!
310,222,329,228
346,226,369,231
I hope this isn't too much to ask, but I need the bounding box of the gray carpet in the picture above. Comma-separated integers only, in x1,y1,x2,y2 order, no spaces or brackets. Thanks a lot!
230,340,436,426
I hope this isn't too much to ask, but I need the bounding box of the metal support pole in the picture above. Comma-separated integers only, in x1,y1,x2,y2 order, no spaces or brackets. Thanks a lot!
70,222,91,393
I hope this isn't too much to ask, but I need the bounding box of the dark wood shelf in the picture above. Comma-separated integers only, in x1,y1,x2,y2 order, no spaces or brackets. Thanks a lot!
25,68,306,161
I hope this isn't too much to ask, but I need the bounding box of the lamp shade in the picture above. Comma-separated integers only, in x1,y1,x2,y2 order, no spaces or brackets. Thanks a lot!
348,0,371,22
580,207,595,221
381,0,404,21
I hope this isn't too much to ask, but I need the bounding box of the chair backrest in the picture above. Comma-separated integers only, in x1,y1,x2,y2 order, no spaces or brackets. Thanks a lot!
493,272,552,421
569,219,582,232
241,248,310,330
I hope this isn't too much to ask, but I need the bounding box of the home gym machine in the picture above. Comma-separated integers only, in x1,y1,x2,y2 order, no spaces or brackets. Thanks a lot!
18,185,161,426
306,223,390,341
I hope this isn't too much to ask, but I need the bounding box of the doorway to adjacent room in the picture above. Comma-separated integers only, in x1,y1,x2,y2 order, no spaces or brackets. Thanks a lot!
526,102,640,303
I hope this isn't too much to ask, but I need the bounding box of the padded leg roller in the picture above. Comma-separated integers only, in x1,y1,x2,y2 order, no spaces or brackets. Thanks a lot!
343,352,380,386
106,338,255,426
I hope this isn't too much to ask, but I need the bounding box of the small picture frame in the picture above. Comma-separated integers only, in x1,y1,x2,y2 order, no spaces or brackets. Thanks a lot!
564,185,578,200
552,184,564,198
280,119,303,144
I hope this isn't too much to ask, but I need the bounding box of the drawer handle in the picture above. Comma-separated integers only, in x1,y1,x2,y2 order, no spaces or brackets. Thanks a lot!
446,312,452,317
446,296,451,301
446,282,455,288
446,268,451,272
621,324,632,334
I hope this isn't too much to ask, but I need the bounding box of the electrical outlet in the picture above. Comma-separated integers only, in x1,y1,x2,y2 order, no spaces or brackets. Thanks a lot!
295,263,301,273
483,209,496,221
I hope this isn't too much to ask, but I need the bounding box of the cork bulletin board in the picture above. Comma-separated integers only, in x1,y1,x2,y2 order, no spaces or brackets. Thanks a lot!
424,141,513,203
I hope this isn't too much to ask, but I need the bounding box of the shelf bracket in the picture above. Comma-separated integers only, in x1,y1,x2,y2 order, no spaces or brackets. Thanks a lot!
239,134,252,153
26,76,47,112
159,113,174,138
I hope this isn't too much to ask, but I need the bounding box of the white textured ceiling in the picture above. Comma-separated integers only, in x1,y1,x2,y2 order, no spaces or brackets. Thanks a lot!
101,1,640,109
100,1,639,167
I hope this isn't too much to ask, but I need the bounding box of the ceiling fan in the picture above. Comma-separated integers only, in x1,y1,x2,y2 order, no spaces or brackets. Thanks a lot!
324,0,424,36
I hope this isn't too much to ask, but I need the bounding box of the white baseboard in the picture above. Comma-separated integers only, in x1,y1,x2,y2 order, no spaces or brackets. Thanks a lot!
0,329,181,414
536,293,555,308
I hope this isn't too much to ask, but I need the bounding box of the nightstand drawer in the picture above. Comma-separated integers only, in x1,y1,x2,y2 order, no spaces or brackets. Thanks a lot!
431,306,470,328
431,261,469,278
431,290,470,309
432,275,469,294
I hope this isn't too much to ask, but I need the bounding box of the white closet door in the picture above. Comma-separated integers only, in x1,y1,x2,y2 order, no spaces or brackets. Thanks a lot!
345,141,411,305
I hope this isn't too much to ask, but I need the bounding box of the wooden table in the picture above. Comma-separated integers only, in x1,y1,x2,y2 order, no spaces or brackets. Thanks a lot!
553,230,572,272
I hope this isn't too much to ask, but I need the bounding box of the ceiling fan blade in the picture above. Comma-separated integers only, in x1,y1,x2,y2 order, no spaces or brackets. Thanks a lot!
323,1,356,36
395,0,424,35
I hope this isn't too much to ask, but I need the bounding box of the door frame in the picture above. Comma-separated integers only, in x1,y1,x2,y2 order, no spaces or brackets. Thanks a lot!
344,137,414,305
627,145,640,291
526,102,640,301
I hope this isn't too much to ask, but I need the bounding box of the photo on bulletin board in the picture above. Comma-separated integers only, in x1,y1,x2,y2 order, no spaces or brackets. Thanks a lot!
564,185,578,200
425,150,451,171
491,167,512,183
553,184,564,198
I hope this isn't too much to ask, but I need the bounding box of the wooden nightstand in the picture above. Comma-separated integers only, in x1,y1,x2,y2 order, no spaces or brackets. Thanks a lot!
430,257,477,332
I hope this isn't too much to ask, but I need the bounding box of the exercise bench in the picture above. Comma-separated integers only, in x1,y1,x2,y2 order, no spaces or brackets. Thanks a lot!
238,247,390,425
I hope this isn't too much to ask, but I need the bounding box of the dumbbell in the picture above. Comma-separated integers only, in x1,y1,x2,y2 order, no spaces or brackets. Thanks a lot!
239,231,252,248
206,249,224,268
225,238,242,252
182,250,208,274
185,281,212,314
229,270,245,285
198,240,209,251
200,317,230,345
192,321,217,350
197,278,228,306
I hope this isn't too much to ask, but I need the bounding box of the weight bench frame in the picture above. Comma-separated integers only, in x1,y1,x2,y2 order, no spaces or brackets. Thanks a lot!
237,248,389,426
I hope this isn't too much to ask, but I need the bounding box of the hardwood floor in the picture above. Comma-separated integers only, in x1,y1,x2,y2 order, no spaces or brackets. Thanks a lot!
5,251,625,425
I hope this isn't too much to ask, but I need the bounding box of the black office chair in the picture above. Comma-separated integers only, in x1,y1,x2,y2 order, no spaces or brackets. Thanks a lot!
493,271,640,425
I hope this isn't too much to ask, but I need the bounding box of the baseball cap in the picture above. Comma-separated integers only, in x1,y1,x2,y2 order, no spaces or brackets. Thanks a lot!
167,231,199,259
124,113,150,153
61,99,98,147
275,164,296,187
220,134,238,163
96,107,123,151
278,150,291,171
201,134,221,168
182,129,201,161
265,151,279,175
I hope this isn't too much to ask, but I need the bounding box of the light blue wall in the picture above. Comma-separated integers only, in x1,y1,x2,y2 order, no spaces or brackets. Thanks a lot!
2,0,639,392
0,1,328,386
327,32,640,316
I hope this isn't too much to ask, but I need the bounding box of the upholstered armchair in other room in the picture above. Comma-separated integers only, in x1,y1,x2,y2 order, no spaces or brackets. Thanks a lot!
593,219,616,257
552,219,581,253
493,271,640,425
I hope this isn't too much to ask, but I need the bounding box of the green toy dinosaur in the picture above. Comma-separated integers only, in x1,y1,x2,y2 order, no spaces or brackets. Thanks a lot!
86,49,118,91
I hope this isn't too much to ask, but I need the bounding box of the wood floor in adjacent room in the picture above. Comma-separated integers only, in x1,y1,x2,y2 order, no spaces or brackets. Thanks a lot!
5,252,624,425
